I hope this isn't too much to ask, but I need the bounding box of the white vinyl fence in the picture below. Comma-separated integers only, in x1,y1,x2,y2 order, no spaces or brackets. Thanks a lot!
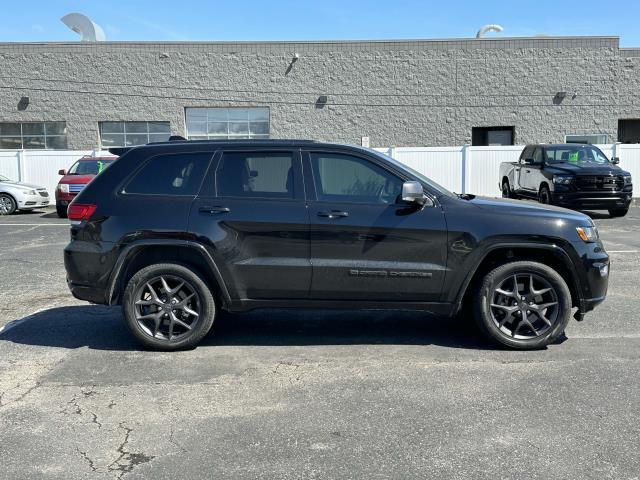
1,144,639,199
377,143,640,197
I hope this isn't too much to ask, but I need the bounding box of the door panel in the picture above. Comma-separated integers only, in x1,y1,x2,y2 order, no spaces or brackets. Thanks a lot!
188,149,311,300
305,151,447,301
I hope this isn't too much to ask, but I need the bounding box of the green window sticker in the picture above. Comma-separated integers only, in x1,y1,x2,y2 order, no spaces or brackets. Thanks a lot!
97,161,104,174
568,152,579,163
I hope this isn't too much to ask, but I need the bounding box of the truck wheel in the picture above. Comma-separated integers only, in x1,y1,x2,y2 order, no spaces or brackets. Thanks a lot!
608,208,628,218
501,181,514,199
538,185,552,205
0,193,17,215
122,263,216,350
56,203,68,218
474,261,571,350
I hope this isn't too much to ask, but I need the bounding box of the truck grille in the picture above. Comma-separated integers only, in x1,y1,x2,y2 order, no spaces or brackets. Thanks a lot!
68,184,86,194
575,175,624,191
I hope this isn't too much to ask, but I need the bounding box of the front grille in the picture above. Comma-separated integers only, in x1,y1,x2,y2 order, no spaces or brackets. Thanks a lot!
38,190,49,197
575,175,624,191
68,184,86,194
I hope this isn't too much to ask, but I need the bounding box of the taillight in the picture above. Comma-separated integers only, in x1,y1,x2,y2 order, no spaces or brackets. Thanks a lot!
67,203,97,221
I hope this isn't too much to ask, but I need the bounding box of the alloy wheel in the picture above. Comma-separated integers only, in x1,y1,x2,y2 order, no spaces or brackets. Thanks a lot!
489,272,559,339
133,275,201,342
0,195,13,215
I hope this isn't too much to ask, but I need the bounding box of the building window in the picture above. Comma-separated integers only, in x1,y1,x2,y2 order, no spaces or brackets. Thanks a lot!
472,126,515,146
565,134,609,144
0,122,67,150
617,120,640,144
185,107,270,140
99,121,171,148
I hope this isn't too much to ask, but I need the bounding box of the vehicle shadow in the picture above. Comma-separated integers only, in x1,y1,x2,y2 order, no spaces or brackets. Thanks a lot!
0,304,505,351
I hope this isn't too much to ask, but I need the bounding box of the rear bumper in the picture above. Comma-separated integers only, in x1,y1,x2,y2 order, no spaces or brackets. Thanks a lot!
551,191,632,209
67,280,109,304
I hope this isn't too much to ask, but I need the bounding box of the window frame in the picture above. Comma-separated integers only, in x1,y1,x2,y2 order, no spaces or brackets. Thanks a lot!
211,147,305,202
99,121,171,149
303,149,408,206
120,150,215,198
184,107,270,141
0,121,68,150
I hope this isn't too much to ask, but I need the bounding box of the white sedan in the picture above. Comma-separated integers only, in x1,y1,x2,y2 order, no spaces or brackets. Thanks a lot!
0,174,50,215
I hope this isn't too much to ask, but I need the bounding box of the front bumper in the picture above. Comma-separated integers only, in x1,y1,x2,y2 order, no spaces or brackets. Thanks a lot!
67,280,109,304
55,191,77,208
571,240,610,314
551,190,632,209
16,192,50,209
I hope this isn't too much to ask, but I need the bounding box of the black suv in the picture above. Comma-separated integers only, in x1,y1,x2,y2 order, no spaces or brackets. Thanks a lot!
64,140,610,350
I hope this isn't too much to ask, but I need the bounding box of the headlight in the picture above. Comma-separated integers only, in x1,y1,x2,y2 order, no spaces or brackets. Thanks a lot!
57,183,69,193
576,226,599,242
623,174,632,185
28,190,36,195
553,175,573,185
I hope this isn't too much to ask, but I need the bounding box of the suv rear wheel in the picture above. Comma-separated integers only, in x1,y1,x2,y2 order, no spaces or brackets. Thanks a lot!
474,261,571,349
122,263,216,350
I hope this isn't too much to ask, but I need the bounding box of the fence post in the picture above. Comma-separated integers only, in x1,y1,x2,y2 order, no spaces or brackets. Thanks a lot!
461,144,470,194
388,146,396,159
613,141,622,160
17,149,26,183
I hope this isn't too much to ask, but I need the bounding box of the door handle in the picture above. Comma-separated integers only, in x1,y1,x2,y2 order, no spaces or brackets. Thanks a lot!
317,210,349,219
525,169,531,173
199,206,230,214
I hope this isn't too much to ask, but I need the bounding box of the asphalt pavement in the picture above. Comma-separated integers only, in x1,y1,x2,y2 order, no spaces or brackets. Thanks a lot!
0,206,639,479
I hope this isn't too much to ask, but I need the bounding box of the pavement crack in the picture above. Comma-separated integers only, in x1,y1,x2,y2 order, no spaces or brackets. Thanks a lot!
0,382,40,410
108,422,155,479
76,446,98,472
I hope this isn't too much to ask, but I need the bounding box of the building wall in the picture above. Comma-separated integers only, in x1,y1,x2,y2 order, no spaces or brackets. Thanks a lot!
0,36,639,149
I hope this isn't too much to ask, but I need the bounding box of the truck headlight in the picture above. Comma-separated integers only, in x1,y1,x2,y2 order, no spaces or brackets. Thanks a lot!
576,226,599,242
553,175,573,185
623,174,632,185
57,183,69,193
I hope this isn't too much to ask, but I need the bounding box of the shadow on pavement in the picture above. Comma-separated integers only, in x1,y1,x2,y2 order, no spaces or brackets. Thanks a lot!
0,304,500,351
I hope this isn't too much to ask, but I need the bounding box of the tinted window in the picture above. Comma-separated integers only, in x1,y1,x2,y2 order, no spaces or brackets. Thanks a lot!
520,146,534,161
125,152,211,195
532,148,544,164
310,153,403,204
545,145,610,165
216,152,294,198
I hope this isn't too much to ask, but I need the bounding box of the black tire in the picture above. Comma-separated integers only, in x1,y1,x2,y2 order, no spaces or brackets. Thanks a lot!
608,208,628,218
501,181,513,199
122,263,216,350
474,261,571,350
538,185,552,205
56,204,68,218
0,193,17,215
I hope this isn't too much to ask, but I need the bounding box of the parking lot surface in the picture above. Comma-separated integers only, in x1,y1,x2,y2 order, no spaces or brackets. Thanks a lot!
1,207,639,479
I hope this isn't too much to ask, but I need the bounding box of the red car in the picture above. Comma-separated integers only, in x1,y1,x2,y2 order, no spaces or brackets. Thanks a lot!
56,156,117,217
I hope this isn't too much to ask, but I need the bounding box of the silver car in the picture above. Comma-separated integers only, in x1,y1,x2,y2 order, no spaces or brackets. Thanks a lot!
0,174,50,215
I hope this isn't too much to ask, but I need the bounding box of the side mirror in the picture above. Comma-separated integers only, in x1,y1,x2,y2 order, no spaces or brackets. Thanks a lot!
401,181,431,206
524,158,535,165
611,157,620,165
58,169,66,175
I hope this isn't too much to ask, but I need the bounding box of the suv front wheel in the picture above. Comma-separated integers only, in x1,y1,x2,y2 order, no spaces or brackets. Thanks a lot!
122,263,216,350
474,261,571,349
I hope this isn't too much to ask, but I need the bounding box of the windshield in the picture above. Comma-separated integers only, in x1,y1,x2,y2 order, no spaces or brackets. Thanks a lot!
545,145,610,165
67,159,114,175
363,148,457,198
0,174,9,182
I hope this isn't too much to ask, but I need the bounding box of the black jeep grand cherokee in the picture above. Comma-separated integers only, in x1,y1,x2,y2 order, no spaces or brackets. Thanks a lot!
64,139,609,350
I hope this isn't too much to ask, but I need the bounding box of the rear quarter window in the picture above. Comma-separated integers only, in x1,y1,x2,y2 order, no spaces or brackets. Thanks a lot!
124,152,212,196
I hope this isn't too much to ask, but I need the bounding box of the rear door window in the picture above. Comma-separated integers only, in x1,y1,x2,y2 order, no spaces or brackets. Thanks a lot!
215,152,295,199
124,152,211,195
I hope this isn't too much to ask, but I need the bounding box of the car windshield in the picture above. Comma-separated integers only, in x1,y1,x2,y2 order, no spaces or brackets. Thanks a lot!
67,159,115,175
0,174,9,182
545,145,611,165
363,148,457,198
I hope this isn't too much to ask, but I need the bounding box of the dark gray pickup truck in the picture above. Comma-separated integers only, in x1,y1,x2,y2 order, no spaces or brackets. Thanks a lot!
499,143,633,217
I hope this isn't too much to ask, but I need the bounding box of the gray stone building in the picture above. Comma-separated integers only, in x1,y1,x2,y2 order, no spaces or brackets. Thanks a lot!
1,35,640,150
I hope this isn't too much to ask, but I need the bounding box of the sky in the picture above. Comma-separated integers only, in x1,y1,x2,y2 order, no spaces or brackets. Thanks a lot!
1,0,639,46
